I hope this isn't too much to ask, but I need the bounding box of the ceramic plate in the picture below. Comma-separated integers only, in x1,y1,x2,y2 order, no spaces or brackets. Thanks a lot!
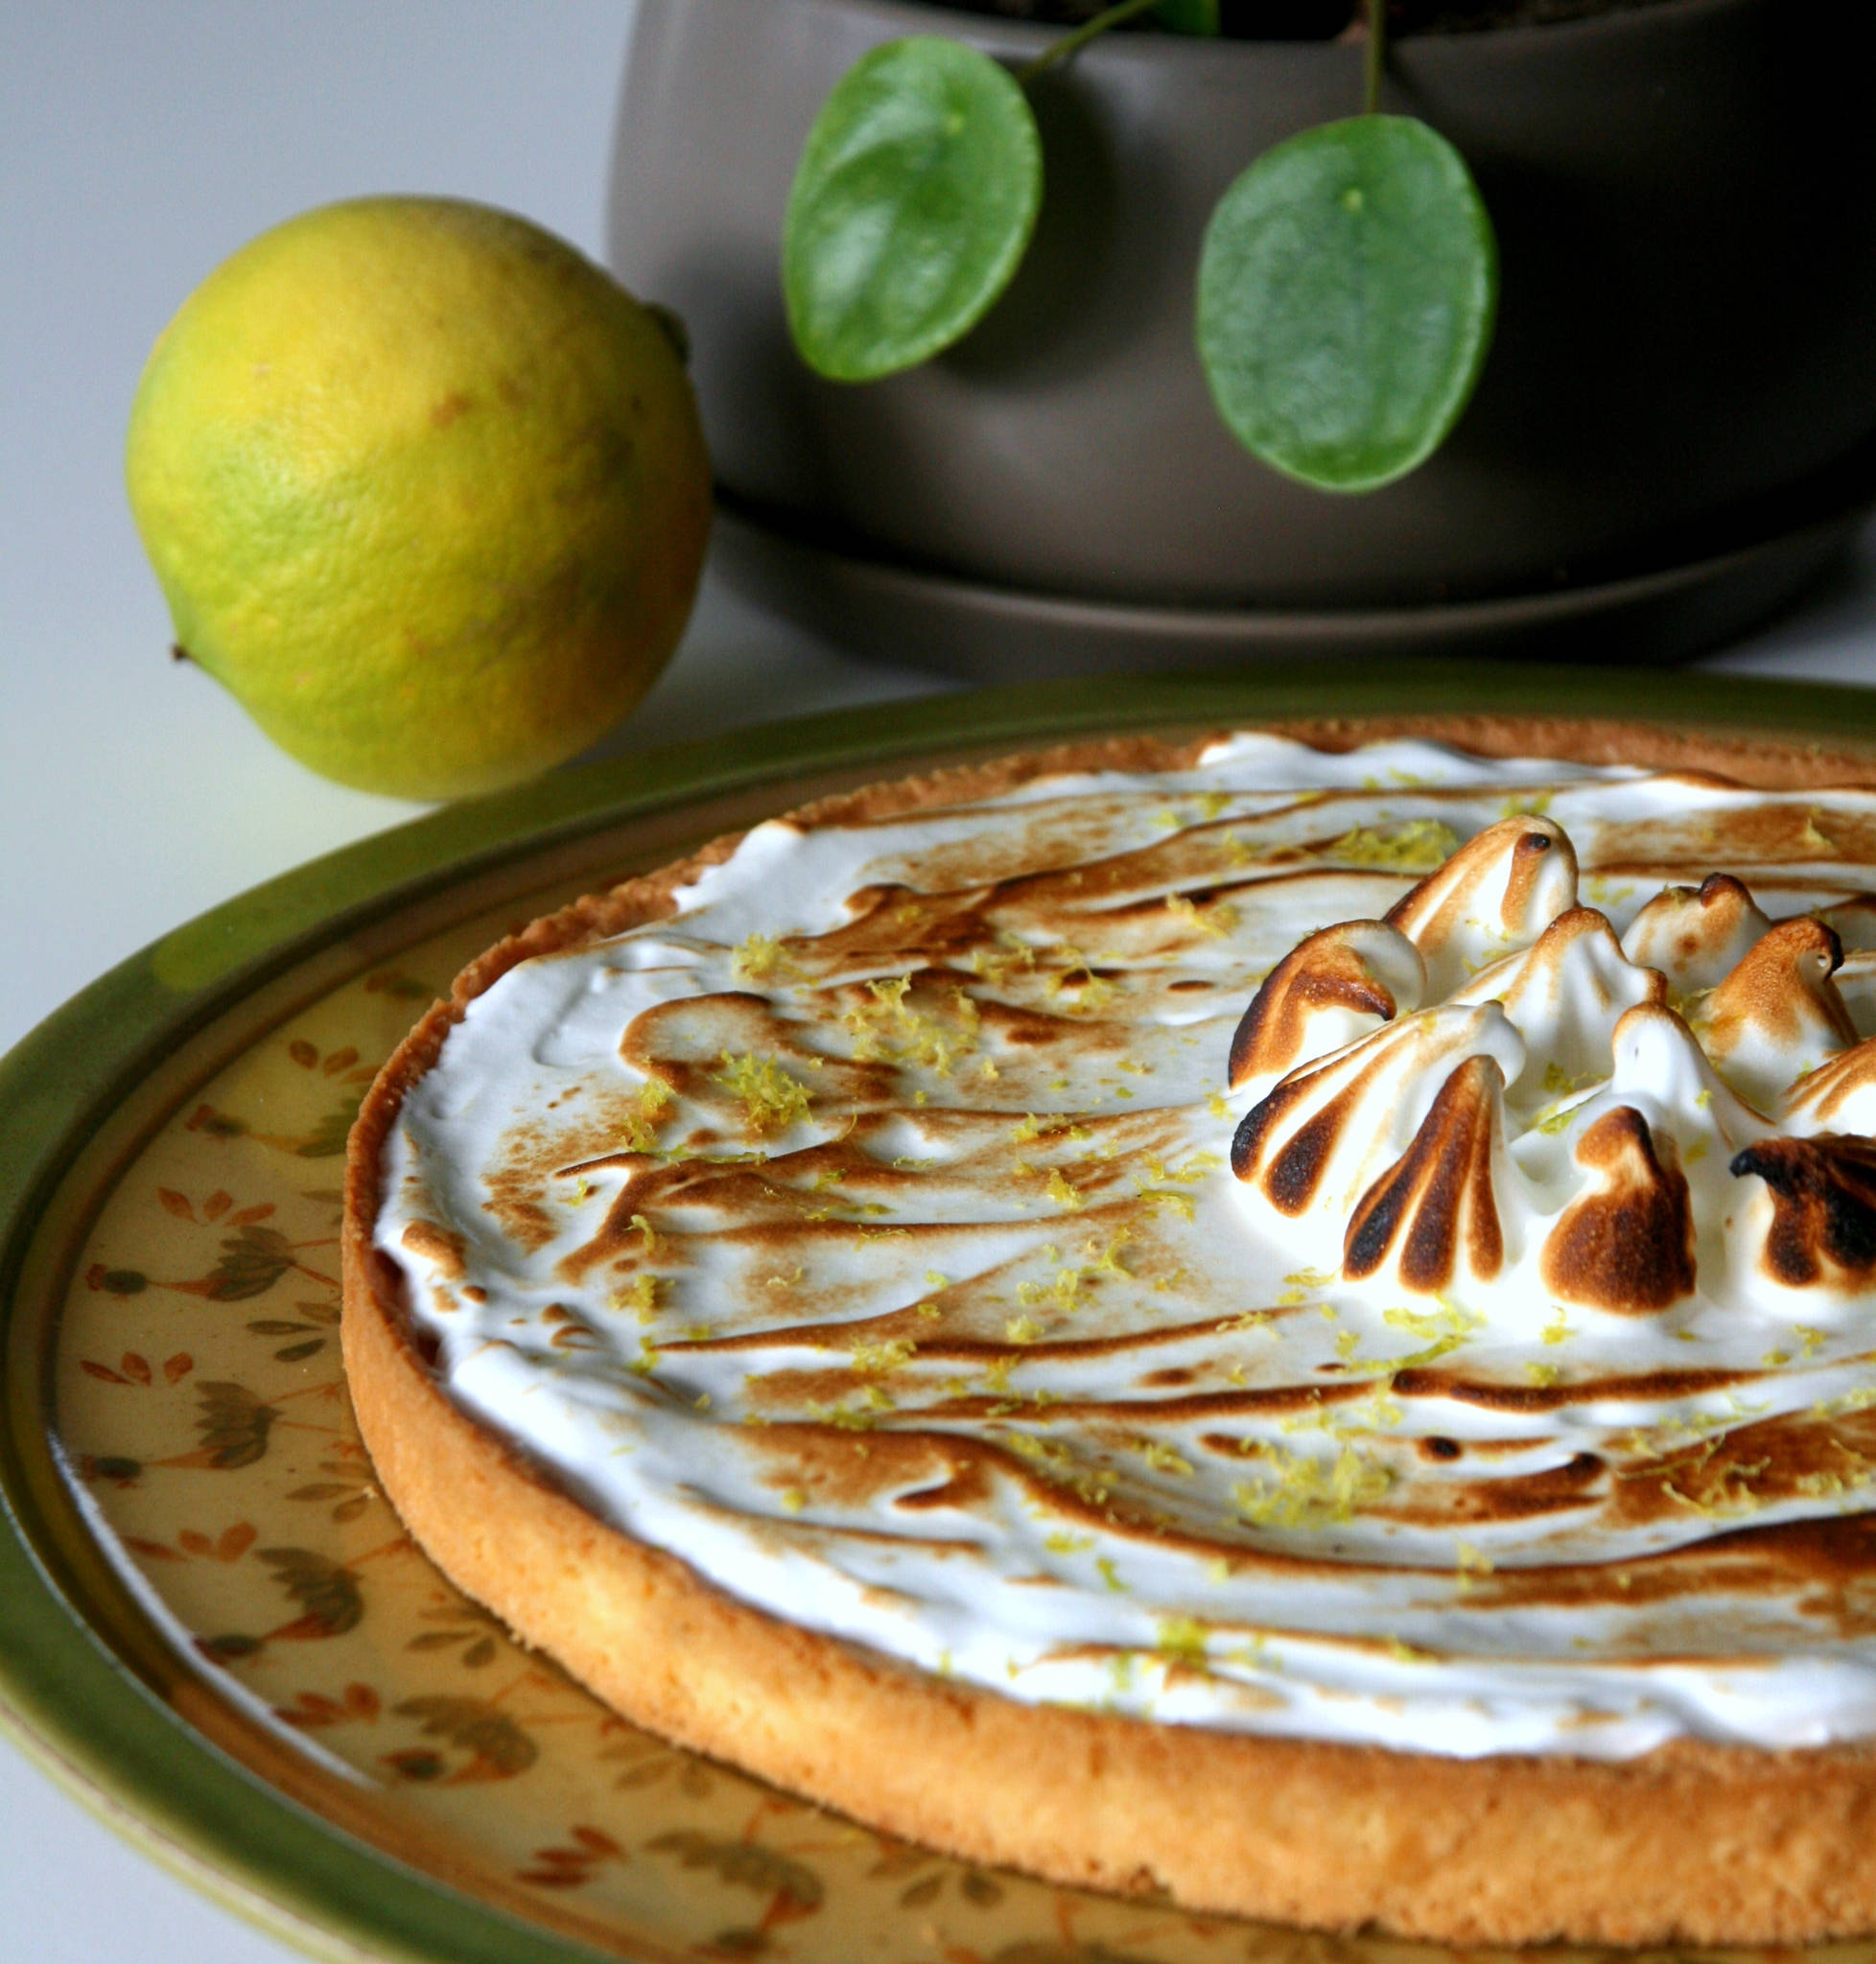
11,666,1876,1964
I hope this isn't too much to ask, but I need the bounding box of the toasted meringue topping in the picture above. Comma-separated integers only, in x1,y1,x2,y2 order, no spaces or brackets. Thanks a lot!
378,736,1876,1764
1231,1002,1522,1231
1603,999,1768,1157
1227,921,1424,1098
1785,1033,1876,1135
1699,917,1857,1111
1384,815,1577,996
1622,873,1771,994
1540,1107,1696,1314
1731,1134,1876,1290
1456,905,1664,1112
1342,1054,1507,1291
1233,816,1876,1319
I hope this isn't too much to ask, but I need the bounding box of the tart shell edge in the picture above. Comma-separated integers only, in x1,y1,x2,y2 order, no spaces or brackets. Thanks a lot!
340,717,1876,1947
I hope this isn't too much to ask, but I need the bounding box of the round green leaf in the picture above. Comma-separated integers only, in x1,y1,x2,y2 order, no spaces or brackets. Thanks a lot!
783,36,1044,383
1196,115,1498,494
1153,0,1222,32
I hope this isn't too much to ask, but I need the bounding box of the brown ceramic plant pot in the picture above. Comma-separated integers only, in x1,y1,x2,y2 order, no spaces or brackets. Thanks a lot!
607,0,1876,670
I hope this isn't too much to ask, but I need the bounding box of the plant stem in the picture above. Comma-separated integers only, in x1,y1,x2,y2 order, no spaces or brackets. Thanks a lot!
1365,0,1387,116
1020,0,1164,82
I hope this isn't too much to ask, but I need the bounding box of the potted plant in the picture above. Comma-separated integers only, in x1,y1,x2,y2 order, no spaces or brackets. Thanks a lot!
608,0,1876,672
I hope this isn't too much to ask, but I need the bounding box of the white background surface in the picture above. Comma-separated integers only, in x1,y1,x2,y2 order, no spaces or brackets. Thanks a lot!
7,5,1876,1959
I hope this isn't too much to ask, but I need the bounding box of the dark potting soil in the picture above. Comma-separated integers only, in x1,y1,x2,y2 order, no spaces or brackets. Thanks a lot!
935,0,1678,35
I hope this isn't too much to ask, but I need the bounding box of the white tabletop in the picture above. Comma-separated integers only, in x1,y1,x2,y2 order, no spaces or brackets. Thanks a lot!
7,5,1876,1959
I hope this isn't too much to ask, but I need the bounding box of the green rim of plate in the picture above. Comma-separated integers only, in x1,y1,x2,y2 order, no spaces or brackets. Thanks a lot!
7,660,1876,1962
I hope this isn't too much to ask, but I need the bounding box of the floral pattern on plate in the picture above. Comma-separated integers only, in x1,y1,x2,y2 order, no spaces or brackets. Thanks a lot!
50,882,1295,1964
45,855,1876,1964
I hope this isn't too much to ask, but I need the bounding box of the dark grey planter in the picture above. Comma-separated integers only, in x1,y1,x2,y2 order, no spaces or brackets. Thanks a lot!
608,0,1876,658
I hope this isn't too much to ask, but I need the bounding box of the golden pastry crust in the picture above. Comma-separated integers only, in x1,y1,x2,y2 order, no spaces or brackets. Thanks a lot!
341,714,1876,1948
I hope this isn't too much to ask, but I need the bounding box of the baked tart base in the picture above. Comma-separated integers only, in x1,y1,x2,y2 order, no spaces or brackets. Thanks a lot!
342,719,1876,1947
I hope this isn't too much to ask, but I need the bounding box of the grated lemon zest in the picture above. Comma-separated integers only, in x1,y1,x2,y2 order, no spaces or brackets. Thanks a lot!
714,1051,811,1135
1329,819,1462,872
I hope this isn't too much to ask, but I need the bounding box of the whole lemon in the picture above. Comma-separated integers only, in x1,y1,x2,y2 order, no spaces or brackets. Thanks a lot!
126,197,712,800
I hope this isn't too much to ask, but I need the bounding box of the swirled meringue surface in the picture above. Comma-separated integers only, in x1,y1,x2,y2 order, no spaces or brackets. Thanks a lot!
377,736,1876,1759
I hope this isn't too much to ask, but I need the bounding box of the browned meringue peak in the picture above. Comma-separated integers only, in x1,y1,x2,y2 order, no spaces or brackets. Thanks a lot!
1697,917,1858,1112
1231,1000,1523,1224
1342,1054,1508,1291
1539,1107,1697,1314
1514,1001,1764,1282
1784,1032,1876,1136
1451,906,1664,1114
1619,874,1772,997
1225,920,1424,1098
1598,1001,1768,1156
1728,1134,1876,1290
1382,814,1577,998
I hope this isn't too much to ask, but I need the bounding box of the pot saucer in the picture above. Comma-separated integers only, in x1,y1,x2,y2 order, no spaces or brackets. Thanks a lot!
711,474,1875,680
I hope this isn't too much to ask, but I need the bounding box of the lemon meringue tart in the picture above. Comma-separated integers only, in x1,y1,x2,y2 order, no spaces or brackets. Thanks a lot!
342,718,1876,1946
